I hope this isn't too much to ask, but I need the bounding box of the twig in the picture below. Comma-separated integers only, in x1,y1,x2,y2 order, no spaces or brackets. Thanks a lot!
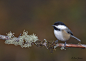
55,43,86,48
0,35,9,40
0,31,85,50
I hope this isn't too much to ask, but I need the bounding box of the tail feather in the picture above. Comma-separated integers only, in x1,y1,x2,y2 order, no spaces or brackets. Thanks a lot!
71,35,81,42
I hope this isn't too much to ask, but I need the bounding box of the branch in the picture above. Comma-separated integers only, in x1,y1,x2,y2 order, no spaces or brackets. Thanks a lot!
57,43,86,48
0,31,85,51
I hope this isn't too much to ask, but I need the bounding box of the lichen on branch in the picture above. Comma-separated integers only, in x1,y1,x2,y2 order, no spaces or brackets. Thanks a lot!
0,30,85,51
5,30,38,48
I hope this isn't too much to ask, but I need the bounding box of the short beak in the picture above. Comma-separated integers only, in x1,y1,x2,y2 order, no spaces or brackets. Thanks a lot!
52,25,55,27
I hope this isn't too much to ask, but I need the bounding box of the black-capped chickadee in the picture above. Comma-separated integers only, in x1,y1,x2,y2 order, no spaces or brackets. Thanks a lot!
52,21,81,47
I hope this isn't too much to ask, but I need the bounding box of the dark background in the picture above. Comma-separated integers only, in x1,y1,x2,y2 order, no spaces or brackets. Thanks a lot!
0,0,86,61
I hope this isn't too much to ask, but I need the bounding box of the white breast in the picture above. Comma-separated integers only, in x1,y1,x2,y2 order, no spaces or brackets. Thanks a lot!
54,30,66,41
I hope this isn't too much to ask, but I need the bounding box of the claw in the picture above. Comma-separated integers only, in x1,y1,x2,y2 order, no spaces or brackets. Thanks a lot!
64,42,66,47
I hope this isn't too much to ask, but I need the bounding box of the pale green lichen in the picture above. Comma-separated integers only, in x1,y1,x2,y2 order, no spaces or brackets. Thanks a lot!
60,46,66,50
54,44,59,49
5,30,38,48
44,39,47,43
6,31,15,38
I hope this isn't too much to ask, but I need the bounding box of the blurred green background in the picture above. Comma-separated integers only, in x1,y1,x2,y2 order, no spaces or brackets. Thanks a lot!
0,0,86,61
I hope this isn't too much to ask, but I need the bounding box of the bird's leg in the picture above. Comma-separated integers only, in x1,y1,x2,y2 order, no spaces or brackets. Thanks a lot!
64,42,66,47
60,42,66,50
55,40,58,43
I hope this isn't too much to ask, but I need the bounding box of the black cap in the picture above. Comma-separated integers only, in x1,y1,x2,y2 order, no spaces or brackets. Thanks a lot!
53,21,66,26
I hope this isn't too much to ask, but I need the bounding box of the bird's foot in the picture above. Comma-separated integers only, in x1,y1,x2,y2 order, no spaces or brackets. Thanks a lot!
64,42,66,47
60,42,66,50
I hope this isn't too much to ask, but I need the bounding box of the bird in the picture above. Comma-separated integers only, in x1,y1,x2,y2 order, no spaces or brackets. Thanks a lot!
52,21,81,47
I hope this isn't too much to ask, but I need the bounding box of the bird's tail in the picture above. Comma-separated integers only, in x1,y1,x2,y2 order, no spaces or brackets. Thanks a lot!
71,35,81,42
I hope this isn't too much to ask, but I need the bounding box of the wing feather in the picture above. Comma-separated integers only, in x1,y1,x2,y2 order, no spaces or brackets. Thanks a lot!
65,28,73,35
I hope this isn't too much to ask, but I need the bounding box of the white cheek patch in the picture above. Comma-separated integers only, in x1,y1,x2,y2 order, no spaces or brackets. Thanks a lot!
55,25,67,29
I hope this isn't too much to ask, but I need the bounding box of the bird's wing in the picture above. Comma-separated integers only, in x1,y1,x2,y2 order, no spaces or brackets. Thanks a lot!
65,28,81,42
65,28,73,35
